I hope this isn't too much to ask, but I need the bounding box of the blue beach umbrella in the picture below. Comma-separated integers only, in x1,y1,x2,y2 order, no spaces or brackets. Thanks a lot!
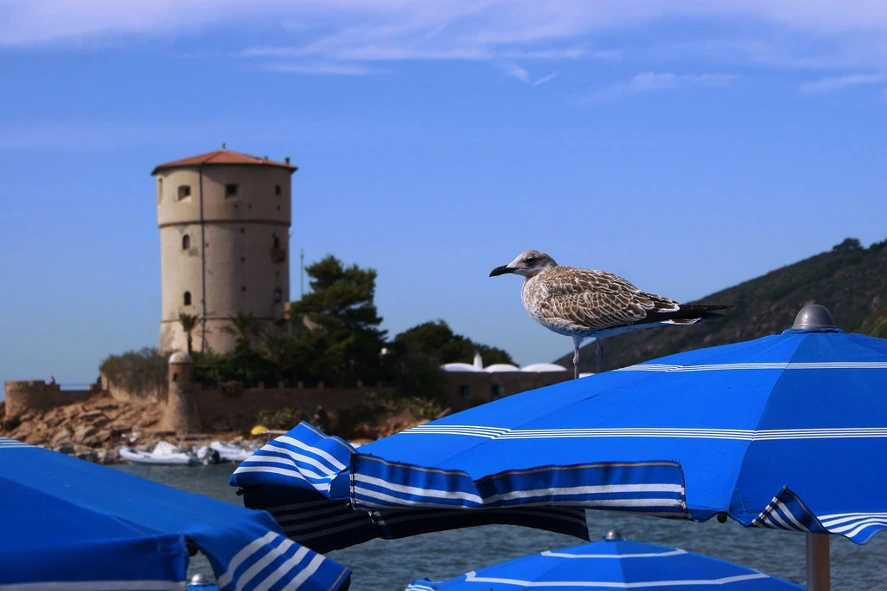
231,305,887,590
0,437,350,591
230,423,590,553
406,531,804,591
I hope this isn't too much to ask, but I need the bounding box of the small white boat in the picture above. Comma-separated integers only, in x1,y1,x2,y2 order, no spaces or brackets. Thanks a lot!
208,440,257,463
119,441,198,465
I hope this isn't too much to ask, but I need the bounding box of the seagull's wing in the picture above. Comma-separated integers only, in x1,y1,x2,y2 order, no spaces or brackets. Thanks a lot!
538,267,679,331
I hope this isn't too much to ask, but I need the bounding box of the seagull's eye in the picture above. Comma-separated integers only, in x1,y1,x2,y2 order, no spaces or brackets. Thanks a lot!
525,256,536,264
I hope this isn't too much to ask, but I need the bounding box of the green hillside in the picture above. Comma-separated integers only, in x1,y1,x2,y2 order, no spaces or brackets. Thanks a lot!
554,237,887,373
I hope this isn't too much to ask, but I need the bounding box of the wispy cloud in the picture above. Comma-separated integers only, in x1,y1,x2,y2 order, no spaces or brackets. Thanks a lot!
239,22,588,78
5,2,887,46
650,38,872,71
3,1,887,74
258,62,385,76
533,71,558,87
240,45,497,62
501,62,530,84
581,71,738,103
497,63,558,86
799,73,885,93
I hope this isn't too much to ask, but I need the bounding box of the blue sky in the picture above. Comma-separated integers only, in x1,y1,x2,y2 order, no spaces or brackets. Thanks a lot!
1,1,886,392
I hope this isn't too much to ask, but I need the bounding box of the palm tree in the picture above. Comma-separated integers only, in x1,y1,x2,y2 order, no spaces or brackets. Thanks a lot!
178,312,200,355
222,310,264,345
258,325,292,384
259,326,288,366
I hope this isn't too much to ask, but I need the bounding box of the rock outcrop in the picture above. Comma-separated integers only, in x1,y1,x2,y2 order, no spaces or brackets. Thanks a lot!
0,391,427,464
0,392,238,464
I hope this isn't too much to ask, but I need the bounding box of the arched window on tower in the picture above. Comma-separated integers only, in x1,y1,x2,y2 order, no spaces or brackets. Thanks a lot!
182,235,190,250
184,291,192,306
273,236,280,249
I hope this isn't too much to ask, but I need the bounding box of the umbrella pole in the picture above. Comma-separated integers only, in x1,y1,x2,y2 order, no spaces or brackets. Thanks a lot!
806,533,830,591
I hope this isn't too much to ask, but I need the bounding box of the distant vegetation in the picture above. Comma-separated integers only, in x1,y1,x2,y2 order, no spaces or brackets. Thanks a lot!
256,390,443,435
556,237,887,373
99,347,169,399
100,254,513,400
393,320,513,366
103,238,887,402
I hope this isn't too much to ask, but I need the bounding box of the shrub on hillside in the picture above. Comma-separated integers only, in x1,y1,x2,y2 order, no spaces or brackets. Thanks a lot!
256,408,307,431
99,347,169,400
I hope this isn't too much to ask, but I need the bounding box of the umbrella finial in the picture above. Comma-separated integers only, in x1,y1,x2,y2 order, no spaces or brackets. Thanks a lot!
792,304,836,330
605,529,622,541
190,573,211,585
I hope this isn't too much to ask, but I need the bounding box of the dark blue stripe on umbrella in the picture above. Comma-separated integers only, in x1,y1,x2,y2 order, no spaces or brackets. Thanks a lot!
232,424,594,552
350,455,688,516
238,479,591,553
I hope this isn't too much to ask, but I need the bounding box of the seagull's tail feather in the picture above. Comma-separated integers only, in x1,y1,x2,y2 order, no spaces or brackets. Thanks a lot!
646,304,731,325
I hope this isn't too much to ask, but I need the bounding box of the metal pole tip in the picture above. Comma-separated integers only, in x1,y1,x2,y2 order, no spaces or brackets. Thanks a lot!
190,574,211,585
605,529,622,541
792,304,836,330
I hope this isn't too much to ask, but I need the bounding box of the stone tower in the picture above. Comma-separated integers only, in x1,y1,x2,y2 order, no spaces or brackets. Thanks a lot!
163,352,201,434
152,147,296,353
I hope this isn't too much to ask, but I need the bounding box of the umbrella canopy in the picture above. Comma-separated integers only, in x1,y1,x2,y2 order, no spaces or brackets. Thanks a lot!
0,437,350,591
230,423,590,552
406,533,804,591
360,325,887,533
231,307,887,574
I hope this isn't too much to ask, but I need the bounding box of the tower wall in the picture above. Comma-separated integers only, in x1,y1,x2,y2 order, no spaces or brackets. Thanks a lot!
163,355,202,434
156,163,293,353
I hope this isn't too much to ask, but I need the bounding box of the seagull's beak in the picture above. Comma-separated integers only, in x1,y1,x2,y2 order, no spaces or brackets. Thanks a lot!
489,265,513,277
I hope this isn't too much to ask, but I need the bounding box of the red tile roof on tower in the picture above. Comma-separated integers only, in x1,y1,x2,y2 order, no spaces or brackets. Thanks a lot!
151,148,297,175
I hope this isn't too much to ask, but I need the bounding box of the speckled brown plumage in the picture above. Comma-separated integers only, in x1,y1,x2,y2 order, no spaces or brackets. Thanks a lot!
490,249,729,377
521,265,684,338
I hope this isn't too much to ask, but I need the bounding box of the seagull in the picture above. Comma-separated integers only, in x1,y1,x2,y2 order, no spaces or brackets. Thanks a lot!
490,250,730,379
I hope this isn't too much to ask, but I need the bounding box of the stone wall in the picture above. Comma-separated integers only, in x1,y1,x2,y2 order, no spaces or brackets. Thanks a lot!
439,370,572,412
101,375,166,404
193,383,393,432
5,380,102,418
6,366,570,432
154,372,564,432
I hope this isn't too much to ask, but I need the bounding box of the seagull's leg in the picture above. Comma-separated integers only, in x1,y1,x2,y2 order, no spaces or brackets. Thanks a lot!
572,336,583,380
596,338,603,374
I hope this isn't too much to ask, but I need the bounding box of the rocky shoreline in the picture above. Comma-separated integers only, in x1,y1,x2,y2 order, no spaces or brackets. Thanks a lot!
0,392,426,464
1,393,258,464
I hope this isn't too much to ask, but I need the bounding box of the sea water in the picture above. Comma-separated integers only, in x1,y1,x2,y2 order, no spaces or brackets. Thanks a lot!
115,463,887,590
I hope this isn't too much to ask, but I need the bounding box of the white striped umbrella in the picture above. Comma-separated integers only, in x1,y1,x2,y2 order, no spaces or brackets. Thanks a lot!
232,305,887,591
406,531,803,590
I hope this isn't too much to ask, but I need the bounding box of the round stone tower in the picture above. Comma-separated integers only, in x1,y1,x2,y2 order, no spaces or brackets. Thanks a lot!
152,147,296,353
163,352,201,434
